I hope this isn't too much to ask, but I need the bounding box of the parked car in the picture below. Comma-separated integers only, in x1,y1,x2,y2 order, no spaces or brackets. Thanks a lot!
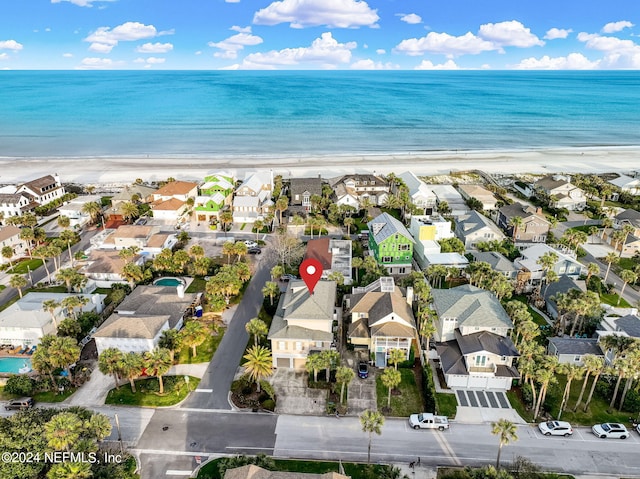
244,240,258,248
248,247,262,255
408,413,450,431
592,423,629,439
280,274,298,282
636,423,640,435
357,361,369,379
5,397,34,411
538,420,573,437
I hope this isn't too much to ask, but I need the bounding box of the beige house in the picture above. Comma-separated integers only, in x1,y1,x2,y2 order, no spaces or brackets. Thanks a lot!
496,203,550,244
268,280,337,369
100,224,176,257
150,181,198,222
534,175,586,211
82,249,145,287
0,226,27,264
457,184,498,211
347,277,416,367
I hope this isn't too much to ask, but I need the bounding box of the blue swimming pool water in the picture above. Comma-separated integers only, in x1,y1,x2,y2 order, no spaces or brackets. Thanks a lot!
153,278,184,287
0,357,32,374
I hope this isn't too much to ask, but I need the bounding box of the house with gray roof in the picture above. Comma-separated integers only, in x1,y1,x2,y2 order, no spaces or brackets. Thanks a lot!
329,174,389,210
289,177,323,217
543,275,586,319
496,203,550,244
534,175,586,211
347,277,416,367
268,280,337,369
609,174,640,196
432,284,519,390
398,171,437,214
548,336,603,366
367,212,414,274
470,251,517,280
455,210,505,249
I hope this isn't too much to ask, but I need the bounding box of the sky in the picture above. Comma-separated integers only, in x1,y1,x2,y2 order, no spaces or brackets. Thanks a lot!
0,0,639,70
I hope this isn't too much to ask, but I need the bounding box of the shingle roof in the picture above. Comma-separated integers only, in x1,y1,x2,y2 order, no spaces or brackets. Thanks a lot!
281,281,336,322
431,284,513,329
223,465,350,479
549,337,603,356
471,251,515,272
367,212,414,244
499,202,549,223
436,340,468,376
155,181,198,197
290,178,322,205
114,285,197,329
93,314,169,339
303,238,332,271
111,185,157,203
543,275,586,303
20,175,58,194
456,210,503,237
615,314,640,338
615,209,640,228
152,198,185,211
0,225,22,242
84,250,134,274
454,329,519,356
350,289,415,327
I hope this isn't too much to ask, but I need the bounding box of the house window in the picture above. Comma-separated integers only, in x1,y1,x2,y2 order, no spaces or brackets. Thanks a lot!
398,267,406,274
398,244,410,251
501,356,507,361
279,341,286,350
574,355,581,362
382,256,392,263
295,341,302,350
315,341,323,348
475,356,486,367
559,267,566,273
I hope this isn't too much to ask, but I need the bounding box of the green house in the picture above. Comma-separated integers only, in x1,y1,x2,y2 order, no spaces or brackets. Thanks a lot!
194,174,235,223
367,212,414,275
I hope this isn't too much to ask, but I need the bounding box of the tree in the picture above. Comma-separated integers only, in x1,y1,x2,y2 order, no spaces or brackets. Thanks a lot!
387,349,405,370
219,211,233,236
619,224,636,257
47,461,93,479
143,348,173,394
246,318,268,347
439,237,465,254
120,201,140,223
189,244,205,259
419,314,437,351
262,281,280,306
243,345,273,393
491,419,518,469
222,241,235,264
585,262,600,285
9,274,28,298
173,249,191,273
57,215,70,230
119,352,144,393
335,366,355,405
305,352,323,383
32,245,53,283
351,257,363,284
232,241,248,263
180,321,209,357
557,363,584,419
57,318,81,340
59,229,77,267
360,409,384,464
275,196,288,225
122,262,144,286
508,216,523,240
2,245,14,269
253,219,264,241
81,201,102,225
291,215,305,236
49,336,80,380
381,367,401,410
574,354,604,412
603,252,619,282
98,347,124,390
61,295,88,320
158,329,182,361
56,268,82,293
533,356,559,420
618,269,637,306
44,412,83,452
343,217,354,236
327,271,345,286
32,340,58,387
270,265,284,282
588,225,599,243
319,350,340,382
206,268,243,305
85,412,113,442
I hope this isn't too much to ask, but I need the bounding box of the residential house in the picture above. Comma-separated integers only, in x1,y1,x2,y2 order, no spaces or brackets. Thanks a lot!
409,214,454,269
458,184,498,211
470,251,517,280
194,173,235,224
0,226,27,264
268,280,337,369
289,177,323,217
0,174,65,221
534,175,586,211
514,244,586,288
232,171,273,224
548,337,604,366
329,174,389,210
543,275,587,319
614,209,640,236
58,195,103,228
496,203,550,244
93,284,199,354
597,312,640,364
0,292,105,347
455,210,505,249
0,193,31,223
430,185,468,217
223,465,349,479
347,277,416,367
606,209,640,257
150,181,199,223
433,284,519,390
98,225,177,258
398,171,437,214
423,253,469,270
82,250,145,287
304,238,352,284
367,212,414,275
609,174,640,197
106,184,157,226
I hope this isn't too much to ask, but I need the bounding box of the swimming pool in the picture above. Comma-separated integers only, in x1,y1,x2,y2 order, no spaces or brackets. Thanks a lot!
153,277,185,287
0,358,32,374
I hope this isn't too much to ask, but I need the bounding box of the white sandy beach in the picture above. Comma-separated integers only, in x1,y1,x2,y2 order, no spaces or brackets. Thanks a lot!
0,146,638,185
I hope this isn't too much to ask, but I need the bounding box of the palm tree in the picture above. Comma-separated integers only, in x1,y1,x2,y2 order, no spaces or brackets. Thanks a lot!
122,262,144,287
189,244,205,259
81,201,102,225
32,245,53,283
275,196,288,225
305,353,322,383
2,245,14,269
48,461,93,479
618,270,637,306
56,268,78,293
219,211,233,236
120,201,140,223
61,295,87,319
9,274,28,298
119,352,144,393
246,318,268,347
85,412,113,442
533,356,559,420
351,257,363,284
242,345,273,393
585,262,600,285
343,217,354,237
387,349,405,370
609,356,633,411
49,336,80,379
222,241,235,264
270,265,284,282
557,363,584,419
158,329,183,362
180,321,209,357
143,348,173,394
491,418,518,469
57,214,71,230
618,224,636,257
98,347,124,390
59,229,77,267
419,315,437,351
262,281,280,306
381,367,401,410
360,409,384,464
45,412,83,452
42,299,61,329
508,216,523,240
335,366,355,405
32,340,58,387
573,354,604,412
253,219,264,241
232,241,248,263
603,252,619,282
588,225,599,243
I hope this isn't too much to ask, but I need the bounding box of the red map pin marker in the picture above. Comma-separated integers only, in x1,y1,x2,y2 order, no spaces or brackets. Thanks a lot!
299,258,323,295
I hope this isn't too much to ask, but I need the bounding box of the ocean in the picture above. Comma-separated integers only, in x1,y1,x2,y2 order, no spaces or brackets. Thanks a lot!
0,71,639,158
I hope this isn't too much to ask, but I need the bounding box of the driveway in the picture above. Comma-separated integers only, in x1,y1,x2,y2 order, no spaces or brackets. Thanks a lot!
344,351,377,415
270,369,326,415
453,389,527,424
63,368,114,407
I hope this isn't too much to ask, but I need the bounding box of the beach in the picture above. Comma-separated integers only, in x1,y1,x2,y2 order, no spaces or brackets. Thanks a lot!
0,146,638,185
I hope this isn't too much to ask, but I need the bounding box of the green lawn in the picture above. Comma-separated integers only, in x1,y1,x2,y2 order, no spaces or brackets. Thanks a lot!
618,257,639,271
186,277,207,293
0,285,5,292
376,368,423,417
105,375,200,407
177,323,224,364
7,258,43,274
33,389,75,403
436,393,458,418
600,292,631,308
511,295,549,327
30,285,68,293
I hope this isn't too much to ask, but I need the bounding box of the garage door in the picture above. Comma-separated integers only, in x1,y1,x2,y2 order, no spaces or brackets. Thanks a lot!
467,376,489,389
293,358,307,369
276,357,291,368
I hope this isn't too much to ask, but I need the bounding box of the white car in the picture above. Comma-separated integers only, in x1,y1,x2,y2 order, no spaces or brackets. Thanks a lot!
591,423,629,439
538,420,573,437
244,240,258,248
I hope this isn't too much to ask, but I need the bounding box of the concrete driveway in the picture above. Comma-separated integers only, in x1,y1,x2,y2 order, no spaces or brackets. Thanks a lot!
347,373,377,415
270,369,326,416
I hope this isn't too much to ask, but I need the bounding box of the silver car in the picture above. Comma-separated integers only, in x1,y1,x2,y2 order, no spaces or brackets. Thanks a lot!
538,420,573,437
591,423,629,439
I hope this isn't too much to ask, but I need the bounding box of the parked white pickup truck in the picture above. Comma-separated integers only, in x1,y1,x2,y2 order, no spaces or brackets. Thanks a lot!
408,413,450,430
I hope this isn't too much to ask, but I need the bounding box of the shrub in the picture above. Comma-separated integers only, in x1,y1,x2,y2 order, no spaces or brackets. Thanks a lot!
5,375,36,396
422,364,437,413
521,383,533,407
623,389,640,414
398,347,416,368
261,399,275,411
260,380,275,401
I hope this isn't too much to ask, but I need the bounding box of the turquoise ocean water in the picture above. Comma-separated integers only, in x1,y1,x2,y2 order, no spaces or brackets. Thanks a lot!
0,71,639,158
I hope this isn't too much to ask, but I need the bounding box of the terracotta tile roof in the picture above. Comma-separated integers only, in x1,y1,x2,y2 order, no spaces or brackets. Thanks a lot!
113,225,154,239
146,234,168,248
152,198,186,211
303,238,332,271
155,181,198,197
223,465,349,479
84,250,132,274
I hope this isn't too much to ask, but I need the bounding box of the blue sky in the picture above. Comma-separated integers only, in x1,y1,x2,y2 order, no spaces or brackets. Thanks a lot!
1,0,639,69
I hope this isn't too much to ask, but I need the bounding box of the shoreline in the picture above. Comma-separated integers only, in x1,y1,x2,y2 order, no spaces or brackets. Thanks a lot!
0,146,639,184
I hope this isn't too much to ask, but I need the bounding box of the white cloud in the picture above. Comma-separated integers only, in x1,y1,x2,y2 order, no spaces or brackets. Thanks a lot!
52,0,113,7
146,57,165,64
0,53,9,60
544,28,572,40
399,13,422,25
376,49,385,54
602,21,634,33
225,0,240,2
195,51,202,55
478,20,544,47
63,52,73,57
577,31,640,68
395,31,495,57
133,57,146,63
514,52,599,70
209,31,263,59
230,25,252,33
84,22,162,53
77,57,123,69
253,0,379,28
414,59,460,70
234,32,356,69
136,42,173,53
0,40,24,51
350,59,398,69
45,28,51,32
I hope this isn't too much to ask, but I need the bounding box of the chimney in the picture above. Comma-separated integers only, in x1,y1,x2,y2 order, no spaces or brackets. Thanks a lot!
406,286,414,307
176,284,185,299
536,207,543,215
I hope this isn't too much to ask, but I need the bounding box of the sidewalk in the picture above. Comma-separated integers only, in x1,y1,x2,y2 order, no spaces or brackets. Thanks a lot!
63,367,113,407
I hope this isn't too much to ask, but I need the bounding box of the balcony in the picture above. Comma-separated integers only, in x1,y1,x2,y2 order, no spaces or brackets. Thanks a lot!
468,363,497,375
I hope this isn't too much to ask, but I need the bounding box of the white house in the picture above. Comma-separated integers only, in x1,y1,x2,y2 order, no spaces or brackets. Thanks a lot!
409,214,454,269
232,171,273,223
430,184,468,217
609,174,640,197
514,243,586,283
0,226,27,264
58,195,103,228
457,184,498,211
398,172,437,214
534,175,586,211
0,174,65,222
329,174,389,210
96,224,177,258
82,250,145,287
454,210,505,249
150,181,198,223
